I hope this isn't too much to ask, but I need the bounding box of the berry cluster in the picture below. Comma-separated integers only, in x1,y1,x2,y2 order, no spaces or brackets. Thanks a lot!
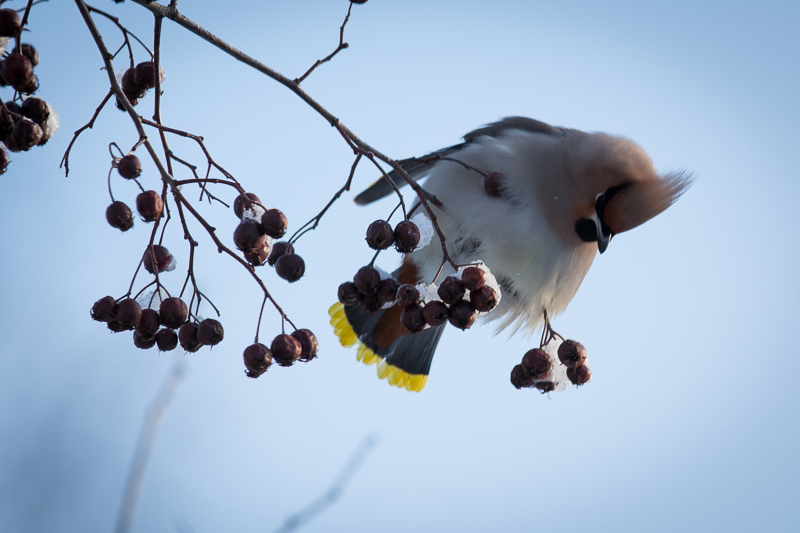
242,328,318,378
105,153,164,231
365,218,421,253
0,8,58,171
510,339,591,392
116,60,164,110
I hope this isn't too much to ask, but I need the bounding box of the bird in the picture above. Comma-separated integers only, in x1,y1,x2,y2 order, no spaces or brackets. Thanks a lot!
329,116,691,392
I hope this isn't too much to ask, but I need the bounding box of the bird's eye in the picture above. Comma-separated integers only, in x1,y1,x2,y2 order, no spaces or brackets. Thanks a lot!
575,218,597,242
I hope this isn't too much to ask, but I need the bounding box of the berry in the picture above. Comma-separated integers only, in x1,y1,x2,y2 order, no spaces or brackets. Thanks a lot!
396,284,420,308
291,329,319,362
244,242,271,267
421,300,449,327
358,292,383,314
115,298,142,330
21,44,38,67
394,220,420,253
14,72,37,95
196,318,224,346
136,190,163,222
0,9,20,37
376,278,400,304
0,146,7,174
400,305,426,333
520,348,552,380
510,364,535,389
275,253,305,282
7,118,41,151
233,220,266,253
470,285,498,313
447,300,477,330
120,68,146,105
134,61,159,90
91,296,117,322
484,172,502,196
133,331,157,349
117,154,142,179
271,333,302,367
365,220,395,250
106,201,134,232
159,297,188,329
243,343,272,377
338,281,359,306
267,241,293,266
143,245,174,274
353,266,380,294
567,365,591,386
557,340,587,368
461,266,486,291
156,328,178,351
20,98,48,125
260,208,287,238
534,381,556,394
178,322,203,352
437,276,466,305
135,308,161,340
233,192,260,219
107,320,128,333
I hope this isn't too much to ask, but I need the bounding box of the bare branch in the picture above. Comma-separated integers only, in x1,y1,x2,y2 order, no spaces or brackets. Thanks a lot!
294,2,353,85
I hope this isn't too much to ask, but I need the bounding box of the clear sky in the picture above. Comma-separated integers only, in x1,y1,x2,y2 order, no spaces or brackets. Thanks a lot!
1,1,798,532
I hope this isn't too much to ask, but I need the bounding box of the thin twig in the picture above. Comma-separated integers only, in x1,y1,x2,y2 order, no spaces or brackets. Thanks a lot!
294,2,353,84
60,90,113,176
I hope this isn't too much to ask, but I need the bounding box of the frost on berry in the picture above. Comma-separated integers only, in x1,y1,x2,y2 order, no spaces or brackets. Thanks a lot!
520,348,552,380
437,276,466,305
291,329,319,362
400,305,426,334
338,281,359,306
0,9,20,37
179,322,203,353
143,245,176,274
376,278,400,304
196,318,224,346
117,154,142,179
260,208,287,239
6,118,41,151
396,284,420,308
275,253,305,282
365,219,395,250
234,192,261,219
484,172,503,196
106,201,134,232
447,300,477,330
234,220,266,253
394,220,420,253
557,340,587,369
91,296,116,322
21,44,38,67
115,298,142,330
567,365,591,386
510,364,535,389
159,297,188,329
470,285,498,313
271,334,302,367
421,300,449,327
410,213,434,250
268,241,293,266
353,266,380,295
461,266,486,291
136,190,164,222
135,308,161,340
156,328,178,352
243,343,272,378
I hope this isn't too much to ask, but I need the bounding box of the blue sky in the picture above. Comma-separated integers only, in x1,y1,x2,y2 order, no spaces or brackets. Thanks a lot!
1,1,798,532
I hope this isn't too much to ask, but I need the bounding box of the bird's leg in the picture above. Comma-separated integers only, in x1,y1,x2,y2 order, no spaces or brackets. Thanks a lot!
540,309,565,348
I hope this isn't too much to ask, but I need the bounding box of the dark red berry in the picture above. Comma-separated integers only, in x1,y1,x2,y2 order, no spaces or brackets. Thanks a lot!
365,220,395,250
233,220,266,253
7,118,41,151
243,343,272,377
244,242,271,267
107,320,128,333
120,68,146,103
396,284,420,308
156,328,178,351
376,278,400,304
557,340,587,368
136,190,163,222
0,53,29,87
394,220,420,253
115,298,142,330
91,296,117,322
470,285,498,313
134,61,158,90
534,381,556,394
484,172,502,196
0,9,21,37
271,333,302,367
447,300,477,330
358,292,383,314
461,266,487,291
159,297,188,329
291,329,319,362
133,331,157,349
520,348,552,380
421,300,449,327
267,241,293,266
351,0,369,4
143,245,174,274
338,282,359,306
179,322,203,352
117,154,142,179
567,365,591,386
106,201,134,232
400,304,426,334
233,192,260,219
196,319,224,346
37,120,51,146
21,44,38,67
353,266,380,294
0,145,8,174
20,98,48,125
260,208,287,239
14,72,38,95
437,276,466,305
135,309,161,340
510,364,535,389
275,253,305,282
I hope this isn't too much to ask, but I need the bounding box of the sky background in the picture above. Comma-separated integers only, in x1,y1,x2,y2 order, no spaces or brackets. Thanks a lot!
1,0,799,532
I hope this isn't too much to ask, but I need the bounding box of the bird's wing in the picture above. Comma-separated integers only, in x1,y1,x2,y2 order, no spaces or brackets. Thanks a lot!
354,117,566,206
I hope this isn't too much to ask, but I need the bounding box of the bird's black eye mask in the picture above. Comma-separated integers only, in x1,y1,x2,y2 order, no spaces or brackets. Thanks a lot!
574,184,627,250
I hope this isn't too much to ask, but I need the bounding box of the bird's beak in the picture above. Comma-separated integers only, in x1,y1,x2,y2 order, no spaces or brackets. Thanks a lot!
597,232,610,254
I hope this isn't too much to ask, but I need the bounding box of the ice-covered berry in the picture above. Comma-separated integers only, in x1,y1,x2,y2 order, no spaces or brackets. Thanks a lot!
143,245,174,274
233,192,260,219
